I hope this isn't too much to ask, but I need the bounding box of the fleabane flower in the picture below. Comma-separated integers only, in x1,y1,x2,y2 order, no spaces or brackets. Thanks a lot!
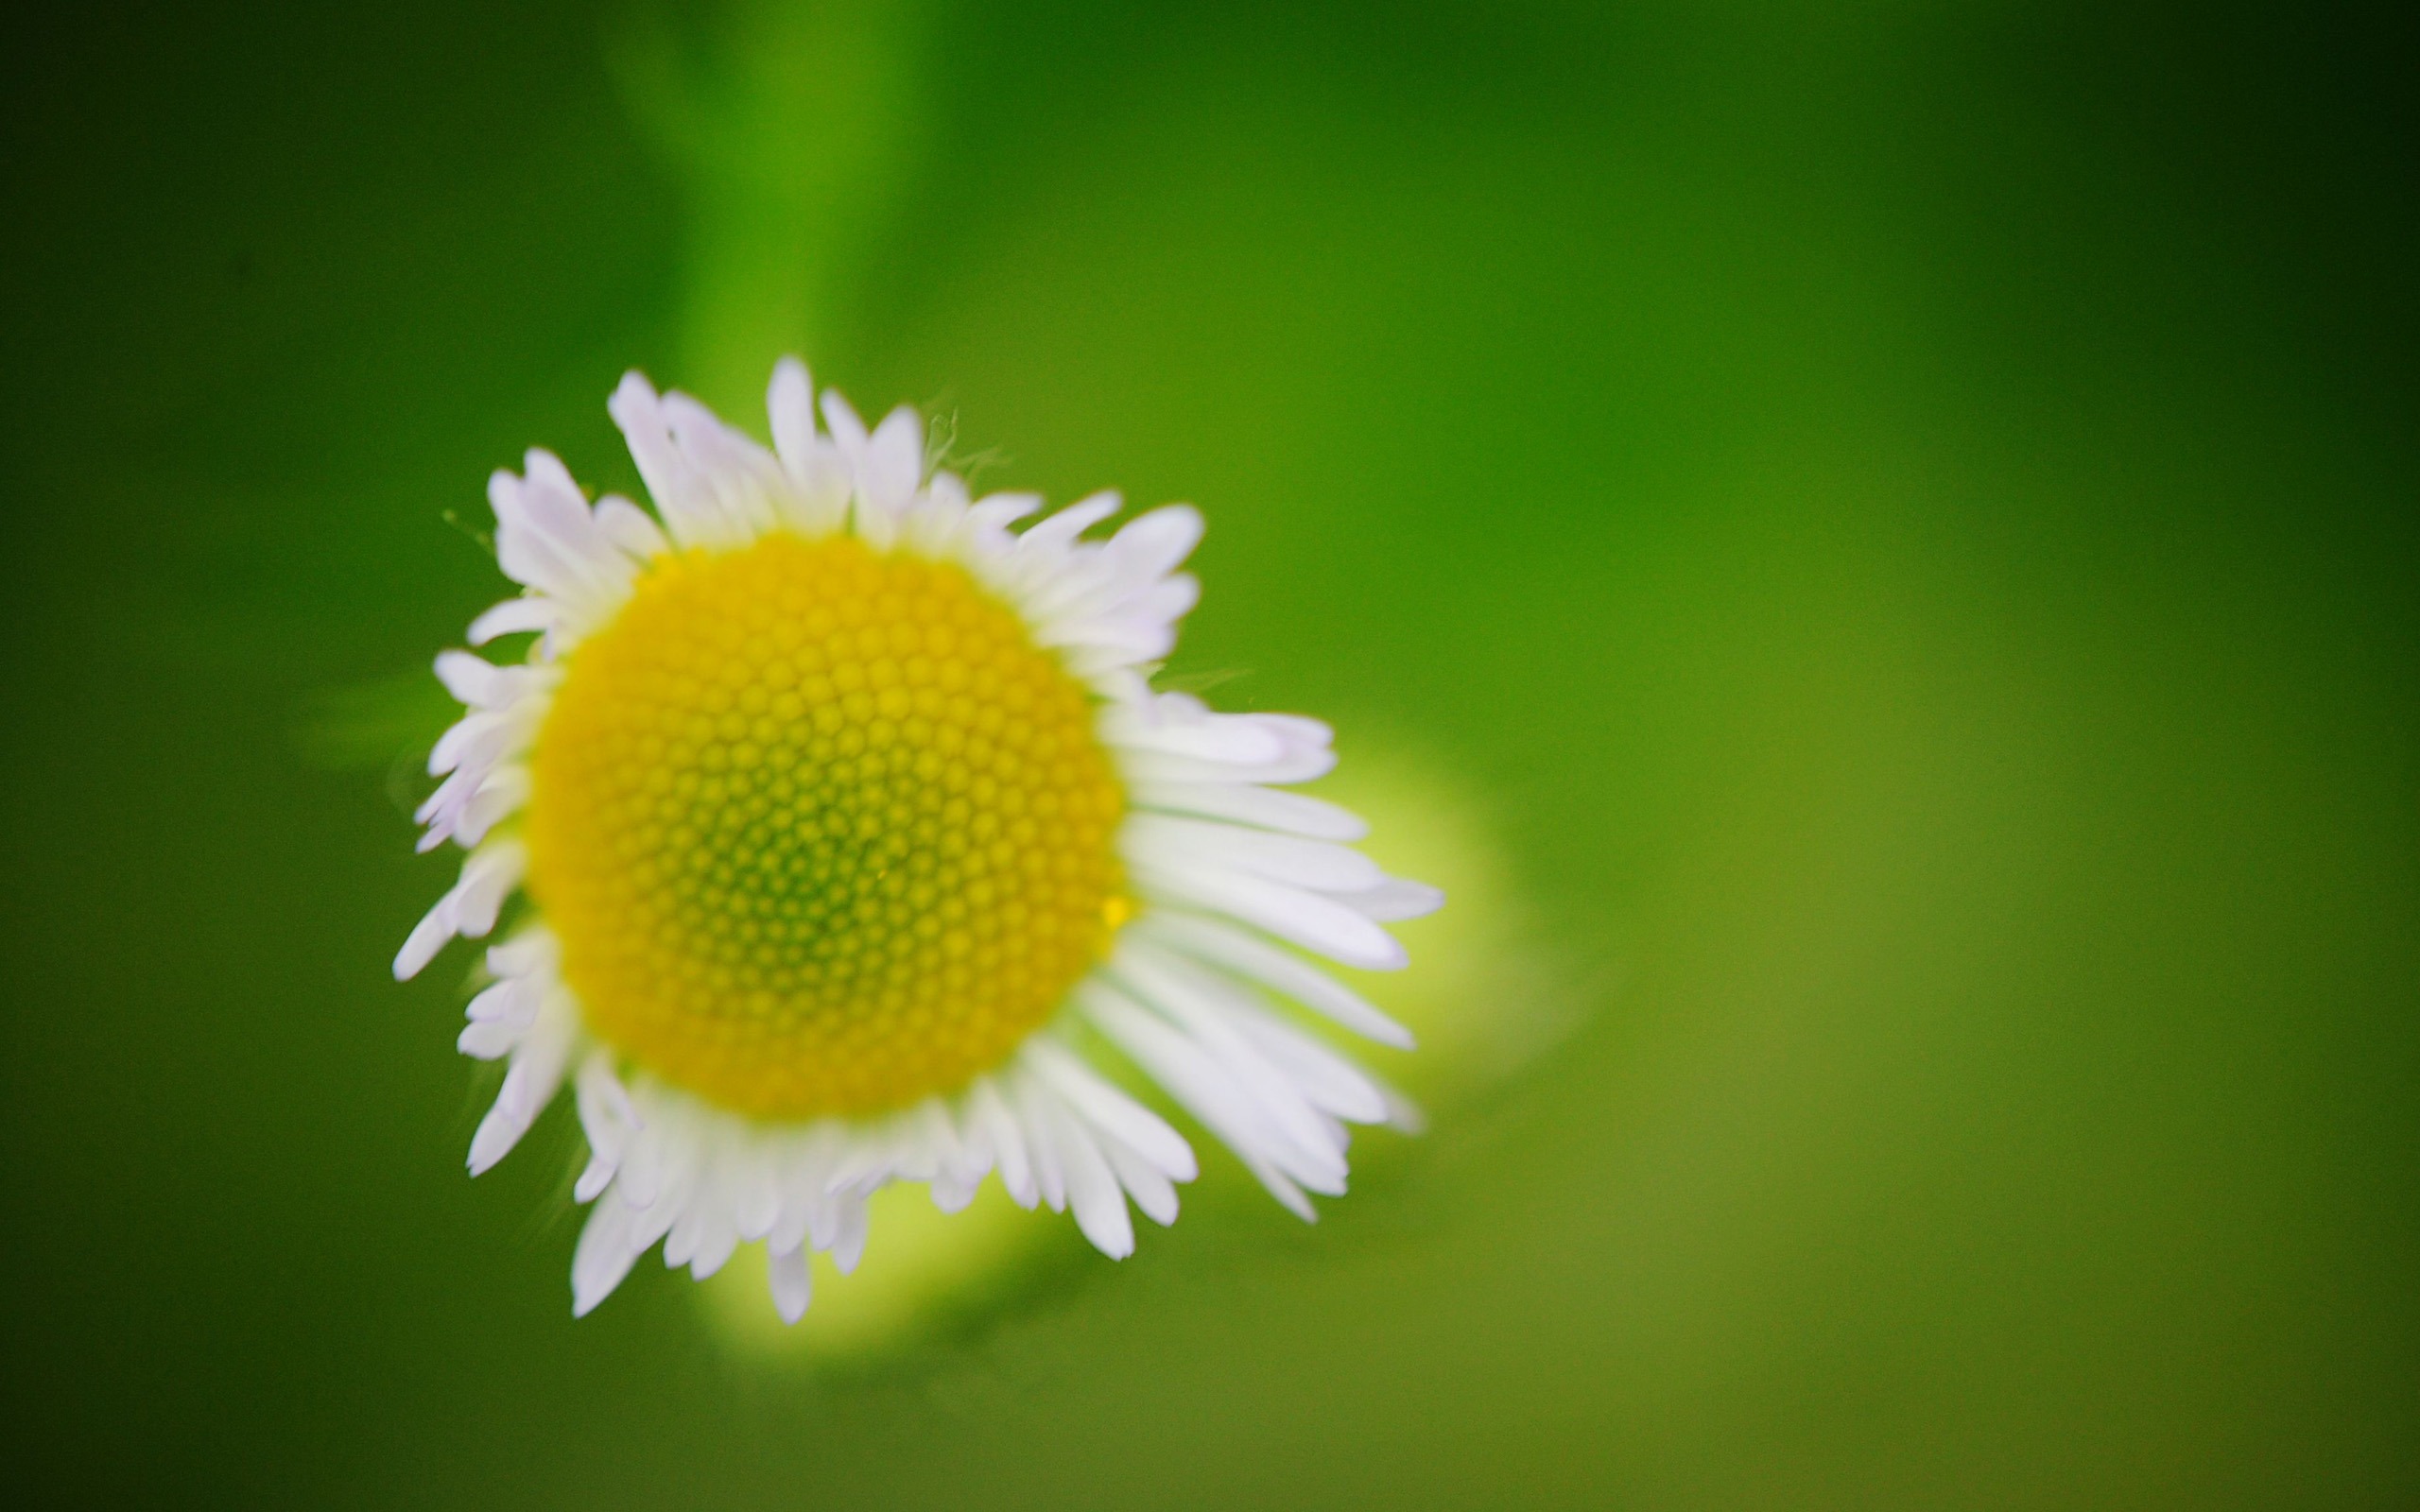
396,360,1440,1321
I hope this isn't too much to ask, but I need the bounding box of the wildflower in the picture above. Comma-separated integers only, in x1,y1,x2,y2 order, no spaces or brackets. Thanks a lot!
398,361,1437,1319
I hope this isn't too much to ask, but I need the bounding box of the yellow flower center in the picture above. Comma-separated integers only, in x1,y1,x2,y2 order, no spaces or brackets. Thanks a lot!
524,533,1128,1120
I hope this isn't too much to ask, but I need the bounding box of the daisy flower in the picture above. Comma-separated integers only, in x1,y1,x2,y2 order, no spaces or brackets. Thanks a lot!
395,360,1440,1321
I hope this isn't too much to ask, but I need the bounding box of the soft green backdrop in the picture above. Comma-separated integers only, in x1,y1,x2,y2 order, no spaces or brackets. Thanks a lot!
3,1,2412,1506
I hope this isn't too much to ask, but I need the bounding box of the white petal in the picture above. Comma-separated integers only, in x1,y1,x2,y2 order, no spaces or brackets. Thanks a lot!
685,1203,739,1280
1023,1074,1132,1260
1138,911,1412,1048
593,496,669,560
1123,814,1383,893
1132,782,1369,842
615,1110,666,1212
1017,491,1122,558
571,1196,643,1317
433,650,507,707
963,492,1043,542
861,406,924,515
611,371,725,549
664,392,784,538
1102,504,1203,587
456,1016,522,1060
911,1096,978,1193
1109,945,1349,1188
1132,857,1406,971
465,596,556,646
1334,877,1447,921
1097,1134,1181,1227
451,765,531,848
572,1052,637,1202
467,994,573,1177
393,842,525,981
451,840,527,939
1023,1040,1197,1180
1080,981,1328,1217
768,1244,812,1324
770,1129,842,1253
463,976,533,1025
768,357,818,472
1105,710,1285,765
427,707,509,778
1225,1002,1389,1124
489,459,630,609
829,1197,870,1274
392,898,459,982
730,1144,782,1244
519,450,603,543
485,929,557,980
965,1076,1037,1209
1004,1074,1067,1213
1115,575,1199,630
818,388,869,454
1115,740,1338,788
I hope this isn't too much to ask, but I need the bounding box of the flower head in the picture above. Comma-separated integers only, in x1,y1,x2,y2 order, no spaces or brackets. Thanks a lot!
398,361,1440,1320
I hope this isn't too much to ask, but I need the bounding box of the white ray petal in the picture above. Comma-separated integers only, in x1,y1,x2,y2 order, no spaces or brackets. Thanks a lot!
465,595,557,646
1138,910,1412,1048
1097,1134,1181,1227
1110,945,1351,1186
1224,1001,1389,1124
1132,855,1406,971
393,841,526,980
611,371,726,549
1124,813,1383,893
1131,781,1369,842
1017,491,1122,558
1004,1074,1067,1213
1080,981,1332,1214
571,1193,643,1317
829,1197,870,1274
593,496,669,561
966,1076,1037,1209
768,1244,812,1324
861,406,925,516
1332,877,1448,921
1021,1072,1132,1260
1101,504,1203,588
768,357,817,472
1023,1039,1197,1180
467,988,575,1176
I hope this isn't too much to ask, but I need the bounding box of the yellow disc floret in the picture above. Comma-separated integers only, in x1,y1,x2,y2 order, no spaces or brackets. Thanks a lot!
524,534,1128,1119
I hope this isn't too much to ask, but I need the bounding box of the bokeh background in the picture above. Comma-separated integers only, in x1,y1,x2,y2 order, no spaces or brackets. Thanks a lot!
4,1,2414,1505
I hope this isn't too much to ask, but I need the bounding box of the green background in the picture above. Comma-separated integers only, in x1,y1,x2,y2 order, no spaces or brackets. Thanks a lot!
3,1,2413,1505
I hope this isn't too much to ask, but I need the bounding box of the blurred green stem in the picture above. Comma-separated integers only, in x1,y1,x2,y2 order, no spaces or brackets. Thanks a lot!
614,0,939,409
